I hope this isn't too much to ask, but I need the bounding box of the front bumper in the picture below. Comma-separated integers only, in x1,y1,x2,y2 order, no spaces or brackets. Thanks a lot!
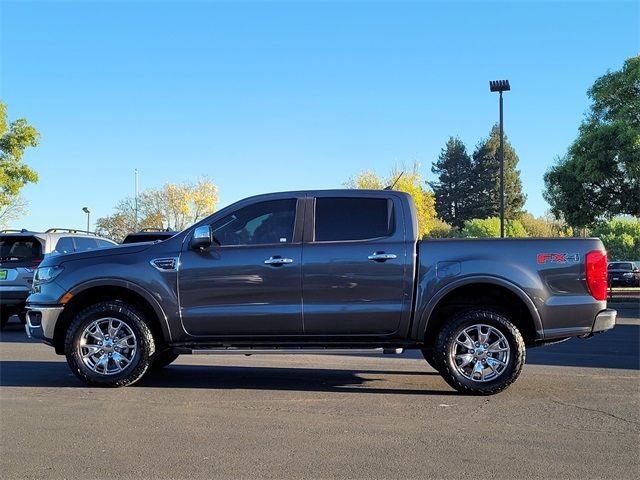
591,308,617,334
24,305,64,345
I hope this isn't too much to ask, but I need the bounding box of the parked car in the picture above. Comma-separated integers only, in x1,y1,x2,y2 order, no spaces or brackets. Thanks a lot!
25,190,616,394
0,229,116,328
122,229,176,244
607,261,640,287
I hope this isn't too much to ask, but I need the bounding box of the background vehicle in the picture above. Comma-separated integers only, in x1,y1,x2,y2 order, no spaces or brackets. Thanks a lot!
0,229,116,328
25,191,616,394
607,261,640,287
122,228,176,244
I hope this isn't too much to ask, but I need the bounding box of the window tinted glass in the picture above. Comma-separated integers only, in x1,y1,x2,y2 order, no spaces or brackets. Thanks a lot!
74,237,98,251
54,237,75,254
0,236,43,264
211,199,297,246
315,197,394,242
96,239,115,248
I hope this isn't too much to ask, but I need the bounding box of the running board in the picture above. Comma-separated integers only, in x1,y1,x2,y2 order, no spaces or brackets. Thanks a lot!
188,347,404,355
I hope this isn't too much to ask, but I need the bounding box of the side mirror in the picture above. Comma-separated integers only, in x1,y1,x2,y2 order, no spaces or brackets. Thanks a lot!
191,226,213,250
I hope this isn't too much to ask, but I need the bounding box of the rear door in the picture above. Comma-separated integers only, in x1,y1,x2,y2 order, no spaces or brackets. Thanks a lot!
301,194,409,335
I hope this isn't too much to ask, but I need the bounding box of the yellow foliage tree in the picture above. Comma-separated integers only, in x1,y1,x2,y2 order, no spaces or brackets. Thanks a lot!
96,177,219,241
345,162,437,238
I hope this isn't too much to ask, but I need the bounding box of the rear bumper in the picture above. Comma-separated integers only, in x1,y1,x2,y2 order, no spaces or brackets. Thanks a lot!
591,308,617,334
0,286,30,308
24,305,64,345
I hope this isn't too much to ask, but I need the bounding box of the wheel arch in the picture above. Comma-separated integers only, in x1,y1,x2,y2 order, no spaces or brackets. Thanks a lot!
53,279,172,354
417,276,543,347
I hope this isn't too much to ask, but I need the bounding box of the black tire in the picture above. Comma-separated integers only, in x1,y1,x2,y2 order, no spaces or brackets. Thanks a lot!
434,309,525,395
151,350,180,370
1,309,13,329
64,301,156,387
420,348,439,372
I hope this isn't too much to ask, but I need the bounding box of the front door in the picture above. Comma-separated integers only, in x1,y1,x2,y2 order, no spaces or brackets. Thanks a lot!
178,198,304,336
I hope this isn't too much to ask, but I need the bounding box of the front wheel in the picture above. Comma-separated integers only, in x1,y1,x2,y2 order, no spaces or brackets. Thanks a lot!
64,301,156,387
151,350,180,370
434,309,525,395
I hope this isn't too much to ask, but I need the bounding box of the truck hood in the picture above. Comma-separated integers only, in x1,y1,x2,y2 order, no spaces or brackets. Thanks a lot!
40,242,154,267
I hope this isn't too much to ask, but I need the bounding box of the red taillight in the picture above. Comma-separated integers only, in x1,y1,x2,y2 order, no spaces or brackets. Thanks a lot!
586,250,608,301
26,257,43,272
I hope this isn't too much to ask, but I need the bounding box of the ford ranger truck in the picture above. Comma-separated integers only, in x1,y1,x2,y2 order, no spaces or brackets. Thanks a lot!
25,190,616,394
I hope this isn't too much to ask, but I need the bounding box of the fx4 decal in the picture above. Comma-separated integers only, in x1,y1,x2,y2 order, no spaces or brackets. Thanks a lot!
537,253,580,264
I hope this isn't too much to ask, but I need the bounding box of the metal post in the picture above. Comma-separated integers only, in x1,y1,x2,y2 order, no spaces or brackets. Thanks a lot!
499,91,505,238
86,211,90,234
134,168,139,230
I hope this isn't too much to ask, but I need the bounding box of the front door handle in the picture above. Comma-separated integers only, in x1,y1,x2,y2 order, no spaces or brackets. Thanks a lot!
264,256,294,266
367,252,397,262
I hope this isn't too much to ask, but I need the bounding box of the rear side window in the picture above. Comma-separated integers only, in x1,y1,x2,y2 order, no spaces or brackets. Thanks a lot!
314,197,394,242
96,239,115,248
54,237,75,254
74,237,98,251
0,236,43,265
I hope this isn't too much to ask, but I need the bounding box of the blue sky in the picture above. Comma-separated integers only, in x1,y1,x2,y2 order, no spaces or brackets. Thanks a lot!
1,0,638,231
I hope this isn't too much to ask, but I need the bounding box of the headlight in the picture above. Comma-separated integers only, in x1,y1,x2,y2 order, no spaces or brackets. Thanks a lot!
622,272,633,277
33,266,64,284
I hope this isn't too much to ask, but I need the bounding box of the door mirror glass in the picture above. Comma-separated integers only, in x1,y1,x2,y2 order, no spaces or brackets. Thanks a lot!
191,226,213,249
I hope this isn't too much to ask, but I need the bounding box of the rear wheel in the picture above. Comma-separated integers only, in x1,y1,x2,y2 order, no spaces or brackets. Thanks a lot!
64,301,156,387
1,309,14,329
420,348,439,372
435,309,525,395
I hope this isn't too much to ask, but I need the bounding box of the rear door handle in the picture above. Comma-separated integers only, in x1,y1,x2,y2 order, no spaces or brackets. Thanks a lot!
367,252,397,262
264,256,294,266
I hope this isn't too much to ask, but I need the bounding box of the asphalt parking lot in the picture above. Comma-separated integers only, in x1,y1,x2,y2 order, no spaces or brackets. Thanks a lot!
1,303,638,480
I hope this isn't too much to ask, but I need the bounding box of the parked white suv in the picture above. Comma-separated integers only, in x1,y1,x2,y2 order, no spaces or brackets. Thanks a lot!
0,229,116,328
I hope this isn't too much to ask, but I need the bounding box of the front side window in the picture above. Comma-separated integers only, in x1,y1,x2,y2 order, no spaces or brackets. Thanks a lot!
210,199,297,246
314,197,394,242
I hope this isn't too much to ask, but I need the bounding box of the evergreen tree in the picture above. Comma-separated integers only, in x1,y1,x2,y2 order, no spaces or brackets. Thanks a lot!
429,137,473,229
471,124,526,219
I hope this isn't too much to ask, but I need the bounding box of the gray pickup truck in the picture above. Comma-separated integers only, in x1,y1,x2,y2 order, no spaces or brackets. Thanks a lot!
25,190,616,394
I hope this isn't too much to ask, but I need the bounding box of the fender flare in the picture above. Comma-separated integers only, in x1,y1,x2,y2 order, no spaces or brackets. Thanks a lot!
66,278,173,342
415,275,544,341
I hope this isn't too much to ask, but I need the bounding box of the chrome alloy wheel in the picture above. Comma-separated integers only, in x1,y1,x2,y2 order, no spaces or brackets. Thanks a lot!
449,324,510,382
78,318,137,375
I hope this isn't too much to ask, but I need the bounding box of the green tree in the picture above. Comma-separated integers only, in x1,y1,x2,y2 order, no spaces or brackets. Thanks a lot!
429,137,474,229
96,178,219,241
471,125,526,220
519,211,574,238
591,218,640,261
461,217,528,238
544,56,640,228
345,162,437,238
0,101,40,209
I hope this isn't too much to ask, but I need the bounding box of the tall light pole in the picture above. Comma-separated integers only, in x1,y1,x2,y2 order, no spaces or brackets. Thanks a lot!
134,168,139,230
82,207,91,234
489,79,510,238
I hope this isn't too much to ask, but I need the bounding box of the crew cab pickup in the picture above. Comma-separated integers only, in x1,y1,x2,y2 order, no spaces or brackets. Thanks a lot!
25,190,616,394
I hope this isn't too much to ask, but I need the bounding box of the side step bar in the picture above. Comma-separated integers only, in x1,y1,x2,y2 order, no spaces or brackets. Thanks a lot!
188,347,404,355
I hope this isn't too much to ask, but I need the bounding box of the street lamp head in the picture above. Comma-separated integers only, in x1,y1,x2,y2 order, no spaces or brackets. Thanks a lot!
489,79,511,92
82,207,91,214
